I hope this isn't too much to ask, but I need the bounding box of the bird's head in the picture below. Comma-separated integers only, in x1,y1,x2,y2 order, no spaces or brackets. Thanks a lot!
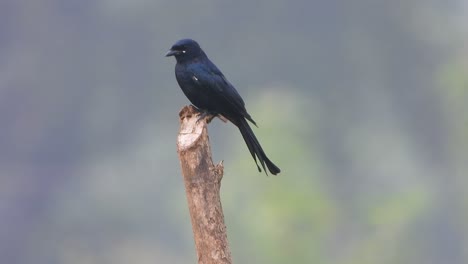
165,39,205,62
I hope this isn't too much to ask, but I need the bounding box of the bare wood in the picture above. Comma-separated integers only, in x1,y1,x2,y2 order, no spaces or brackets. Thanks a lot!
177,105,232,264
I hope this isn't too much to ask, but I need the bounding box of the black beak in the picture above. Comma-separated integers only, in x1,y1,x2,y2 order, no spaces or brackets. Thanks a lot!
165,49,178,57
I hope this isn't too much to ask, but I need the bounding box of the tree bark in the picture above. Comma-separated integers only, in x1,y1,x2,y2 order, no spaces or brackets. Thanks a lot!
177,105,232,264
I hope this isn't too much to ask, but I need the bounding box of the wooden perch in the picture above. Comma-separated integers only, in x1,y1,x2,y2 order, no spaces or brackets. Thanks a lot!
177,105,232,264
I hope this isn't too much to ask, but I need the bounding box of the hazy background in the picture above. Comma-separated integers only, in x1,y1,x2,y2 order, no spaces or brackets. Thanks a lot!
1,1,467,263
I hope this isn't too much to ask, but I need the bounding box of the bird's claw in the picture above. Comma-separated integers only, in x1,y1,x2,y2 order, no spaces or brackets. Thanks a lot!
196,111,214,124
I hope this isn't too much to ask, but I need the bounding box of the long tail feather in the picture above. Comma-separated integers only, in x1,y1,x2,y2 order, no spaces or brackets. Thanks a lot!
236,118,281,175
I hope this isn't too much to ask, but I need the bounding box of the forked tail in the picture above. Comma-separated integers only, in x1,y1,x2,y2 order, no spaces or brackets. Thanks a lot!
237,118,280,175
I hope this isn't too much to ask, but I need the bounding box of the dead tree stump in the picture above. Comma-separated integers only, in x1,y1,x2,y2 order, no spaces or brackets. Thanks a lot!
176,105,232,264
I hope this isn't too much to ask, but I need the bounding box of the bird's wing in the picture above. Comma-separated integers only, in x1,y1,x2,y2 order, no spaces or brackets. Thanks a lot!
188,61,256,125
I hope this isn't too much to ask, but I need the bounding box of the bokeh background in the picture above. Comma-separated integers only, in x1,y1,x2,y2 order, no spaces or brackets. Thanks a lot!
1,1,467,263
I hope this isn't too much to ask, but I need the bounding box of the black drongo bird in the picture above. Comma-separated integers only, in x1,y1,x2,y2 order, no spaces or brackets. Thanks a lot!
166,39,280,175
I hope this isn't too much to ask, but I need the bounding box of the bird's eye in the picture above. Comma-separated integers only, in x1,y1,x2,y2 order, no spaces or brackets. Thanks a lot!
173,45,187,54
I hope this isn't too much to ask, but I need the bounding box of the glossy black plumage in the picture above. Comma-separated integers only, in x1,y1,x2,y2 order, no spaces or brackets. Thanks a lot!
166,39,280,175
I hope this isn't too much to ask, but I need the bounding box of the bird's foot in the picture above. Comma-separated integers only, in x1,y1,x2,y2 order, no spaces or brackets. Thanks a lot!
196,110,216,124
